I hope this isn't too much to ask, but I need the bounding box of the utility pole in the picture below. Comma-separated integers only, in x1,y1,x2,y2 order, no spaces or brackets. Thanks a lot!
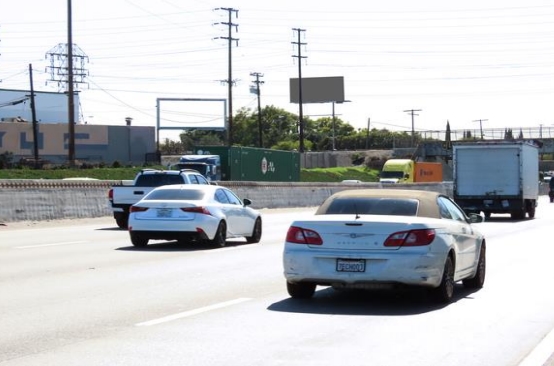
67,0,75,166
214,8,239,147
366,117,370,149
45,0,88,167
28,64,39,168
404,109,421,147
250,72,264,148
473,119,488,139
292,28,307,153
332,101,336,150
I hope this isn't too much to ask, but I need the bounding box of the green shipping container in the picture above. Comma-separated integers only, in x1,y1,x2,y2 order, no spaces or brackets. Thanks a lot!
193,146,300,182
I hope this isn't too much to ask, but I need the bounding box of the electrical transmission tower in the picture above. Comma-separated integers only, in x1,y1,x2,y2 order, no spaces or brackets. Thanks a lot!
45,43,89,91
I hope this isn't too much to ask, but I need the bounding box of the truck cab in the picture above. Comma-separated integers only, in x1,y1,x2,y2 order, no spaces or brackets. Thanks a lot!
172,155,221,182
379,159,414,183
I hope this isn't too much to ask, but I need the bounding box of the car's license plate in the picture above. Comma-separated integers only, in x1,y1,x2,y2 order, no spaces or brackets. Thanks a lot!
336,259,366,272
156,208,172,218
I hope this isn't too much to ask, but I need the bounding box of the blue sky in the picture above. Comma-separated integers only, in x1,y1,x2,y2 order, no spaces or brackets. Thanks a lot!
2,0,554,141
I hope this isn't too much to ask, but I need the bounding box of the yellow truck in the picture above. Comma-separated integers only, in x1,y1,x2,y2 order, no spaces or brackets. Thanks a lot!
379,159,443,183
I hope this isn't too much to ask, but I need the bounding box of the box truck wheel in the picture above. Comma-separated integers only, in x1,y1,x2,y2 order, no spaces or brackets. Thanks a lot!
525,200,536,219
510,209,526,220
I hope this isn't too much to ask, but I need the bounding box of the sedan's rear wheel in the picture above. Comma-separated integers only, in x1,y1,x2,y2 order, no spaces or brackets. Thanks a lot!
463,244,486,289
130,232,148,247
210,221,226,248
287,281,316,299
245,217,262,243
430,256,454,303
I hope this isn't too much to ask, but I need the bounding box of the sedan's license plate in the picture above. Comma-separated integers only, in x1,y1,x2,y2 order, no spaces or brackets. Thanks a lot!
336,259,366,272
156,208,172,218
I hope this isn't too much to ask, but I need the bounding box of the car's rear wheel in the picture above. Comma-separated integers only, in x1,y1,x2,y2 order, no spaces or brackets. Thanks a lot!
130,232,148,247
287,281,316,299
210,221,226,248
245,217,262,243
430,256,454,303
463,244,486,289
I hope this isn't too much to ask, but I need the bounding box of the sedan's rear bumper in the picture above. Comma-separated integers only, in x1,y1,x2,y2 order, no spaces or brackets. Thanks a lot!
283,248,448,288
128,219,219,240
129,230,209,242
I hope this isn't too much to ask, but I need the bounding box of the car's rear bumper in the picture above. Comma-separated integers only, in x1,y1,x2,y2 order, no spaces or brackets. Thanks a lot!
283,248,448,288
128,219,218,240
129,230,209,242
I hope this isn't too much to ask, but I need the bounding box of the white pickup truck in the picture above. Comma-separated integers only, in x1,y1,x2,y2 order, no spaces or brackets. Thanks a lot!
108,169,211,228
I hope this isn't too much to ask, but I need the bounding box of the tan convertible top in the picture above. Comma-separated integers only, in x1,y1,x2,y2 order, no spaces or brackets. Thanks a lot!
316,189,442,219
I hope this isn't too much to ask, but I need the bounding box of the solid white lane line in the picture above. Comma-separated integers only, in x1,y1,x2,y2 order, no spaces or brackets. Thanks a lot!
15,241,86,249
136,297,252,327
518,326,554,366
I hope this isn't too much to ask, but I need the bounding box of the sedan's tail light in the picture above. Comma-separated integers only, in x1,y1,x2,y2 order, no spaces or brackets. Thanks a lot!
181,207,212,215
130,206,149,213
286,226,323,245
384,229,435,247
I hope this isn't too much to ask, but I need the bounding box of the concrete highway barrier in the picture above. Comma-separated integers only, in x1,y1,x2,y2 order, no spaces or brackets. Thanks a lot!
0,179,548,223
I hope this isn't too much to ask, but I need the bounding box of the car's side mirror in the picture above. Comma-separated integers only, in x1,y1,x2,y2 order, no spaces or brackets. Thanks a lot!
468,213,485,223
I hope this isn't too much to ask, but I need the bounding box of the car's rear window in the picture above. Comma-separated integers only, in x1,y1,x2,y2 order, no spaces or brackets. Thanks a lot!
136,174,184,187
145,189,204,201
318,197,419,216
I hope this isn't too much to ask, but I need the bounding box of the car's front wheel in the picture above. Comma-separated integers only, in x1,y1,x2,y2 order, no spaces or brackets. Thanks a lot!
430,256,454,303
245,217,262,243
463,244,486,289
130,232,148,247
287,281,316,299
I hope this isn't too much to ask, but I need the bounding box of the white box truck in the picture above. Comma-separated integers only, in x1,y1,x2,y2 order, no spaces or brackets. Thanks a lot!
453,141,539,219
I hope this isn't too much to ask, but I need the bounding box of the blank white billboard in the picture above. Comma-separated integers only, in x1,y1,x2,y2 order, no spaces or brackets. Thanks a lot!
156,98,227,131
289,76,345,104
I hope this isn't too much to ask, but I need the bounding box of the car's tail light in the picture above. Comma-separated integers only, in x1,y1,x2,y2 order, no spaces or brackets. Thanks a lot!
108,189,113,202
181,207,211,215
286,226,323,245
384,229,435,247
130,206,149,213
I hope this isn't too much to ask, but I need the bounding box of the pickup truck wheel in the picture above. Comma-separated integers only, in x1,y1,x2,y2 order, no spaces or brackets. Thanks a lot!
130,232,148,247
115,215,128,229
210,221,226,248
246,217,262,244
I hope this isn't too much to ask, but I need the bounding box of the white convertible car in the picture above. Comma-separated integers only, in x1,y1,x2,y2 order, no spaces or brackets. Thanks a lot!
283,189,486,303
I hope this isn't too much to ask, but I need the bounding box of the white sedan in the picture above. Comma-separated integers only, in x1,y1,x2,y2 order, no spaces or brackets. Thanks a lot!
283,189,486,303
128,185,262,248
